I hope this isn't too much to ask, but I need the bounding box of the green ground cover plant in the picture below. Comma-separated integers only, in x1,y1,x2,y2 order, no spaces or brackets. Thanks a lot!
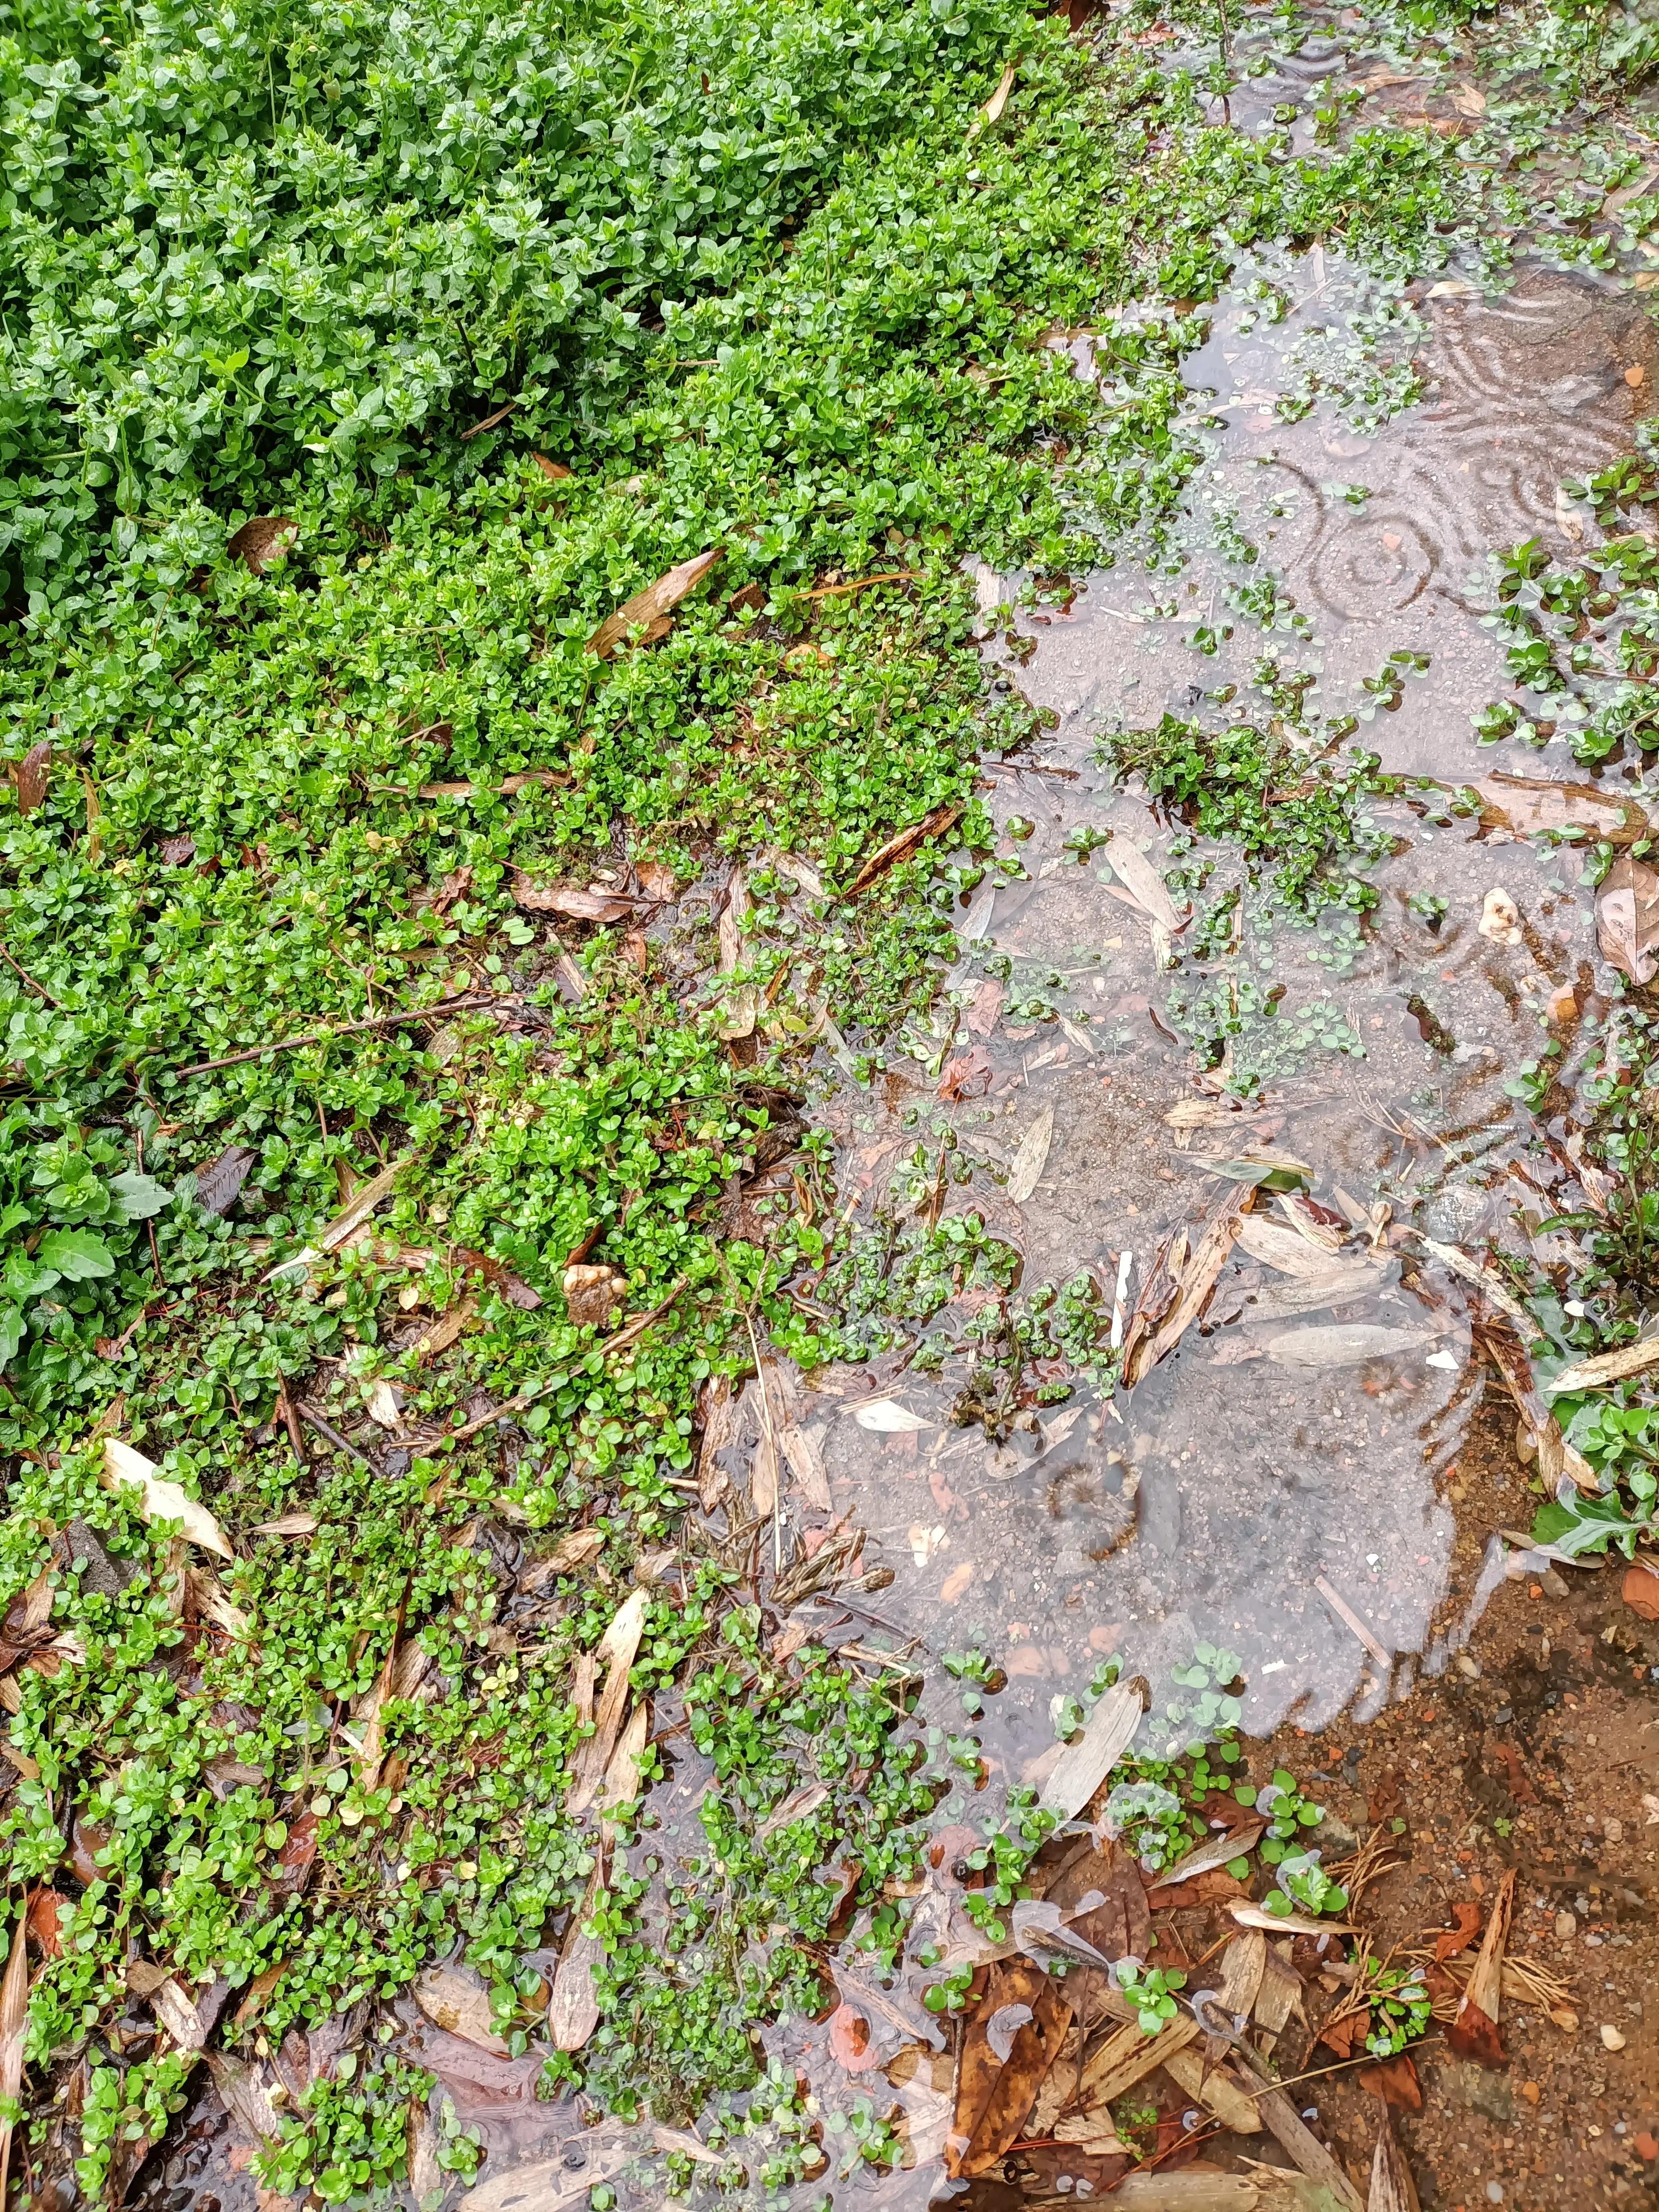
3,0,1656,2193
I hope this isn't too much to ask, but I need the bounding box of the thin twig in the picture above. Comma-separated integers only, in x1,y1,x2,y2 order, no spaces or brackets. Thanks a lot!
173,992,500,1078
294,1400,381,1472
440,1276,691,1444
0,937,61,1008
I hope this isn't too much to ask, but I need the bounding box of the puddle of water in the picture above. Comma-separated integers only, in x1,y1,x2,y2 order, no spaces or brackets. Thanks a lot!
794,249,1647,1810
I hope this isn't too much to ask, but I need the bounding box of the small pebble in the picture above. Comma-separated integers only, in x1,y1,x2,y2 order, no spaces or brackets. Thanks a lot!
1600,2024,1627,2051
1555,1910,1577,1941
1486,2185,1504,2205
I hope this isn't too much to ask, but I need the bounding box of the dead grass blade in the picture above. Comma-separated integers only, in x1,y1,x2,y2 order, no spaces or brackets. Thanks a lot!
548,1860,606,2053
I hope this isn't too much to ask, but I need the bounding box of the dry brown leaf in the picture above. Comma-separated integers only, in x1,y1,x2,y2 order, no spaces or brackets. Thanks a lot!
1161,2045,1261,2133
970,59,1017,135
947,1958,1073,2178
0,1899,28,2208
14,741,50,817
532,453,573,482
717,867,756,1039
587,548,723,660
697,1374,737,1513
1234,1217,1345,1279
1225,2037,1364,2211
1473,773,1647,844
226,516,298,574
1076,2014,1199,2105
849,802,964,897
777,1421,831,1510
562,1264,625,1331
1102,832,1182,932
205,2051,284,2150
1265,1323,1431,1368
1158,1819,1267,1887
1125,1188,1251,1385
1006,1105,1055,1205
103,1437,234,1561
598,1699,650,1832
1037,1684,1144,1818
547,1862,605,2052
566,1590,648,1815
1448,1866,1515,2065
1551,1333,1659,1395
415,1966,511,2056
1368,2106,1422,2212
1597,854,1659,983
511,873,637,923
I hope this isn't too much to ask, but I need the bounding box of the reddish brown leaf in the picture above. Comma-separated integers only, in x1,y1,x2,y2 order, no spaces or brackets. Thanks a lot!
948,1959,1073,2179
938,1045,993,1101
1433,1901,1485,1961
965,979,1004,1037
827,2002,880,2074
15,742,51,816
1359,2054,1423,2112
1446,1992,1504,2067
1144,1867,1254,1912
1490,1739,1537,1806
531,453,572,481
270,1812,319,1897
1316,2006,1369,2059
226,517,298,575
1623,1562,1659,1621
26,1890,63,1958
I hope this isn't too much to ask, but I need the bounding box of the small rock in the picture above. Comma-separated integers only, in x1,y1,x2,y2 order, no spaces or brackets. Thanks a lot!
1311,1813,1360,1854
1600,2024,1626,2051
1555,1910,1578,1942
1456,1653,1480,1679
1634,2131,1658,2161
1546,985,1577,1022
1540,1567,1569,1599
1605,1816,1624,1844
1520,2081,1541,2106
1486,2186,1504,2206
1479,886,1522,945
1438,2058,1514,2125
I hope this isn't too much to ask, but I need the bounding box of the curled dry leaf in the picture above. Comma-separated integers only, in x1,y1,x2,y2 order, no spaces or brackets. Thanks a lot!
1447,1866,1515,2067
586,547,723,660
1228,1902,1356,1937
531,453,572,481
511,873,637,924
103,1437,234,1561
14,740,51,816
1597,854,1659,984
226,516,298,575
